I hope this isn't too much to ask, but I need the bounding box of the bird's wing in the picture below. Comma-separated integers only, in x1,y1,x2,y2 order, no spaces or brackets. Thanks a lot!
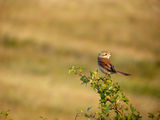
110,64,117,73
98,58,117,73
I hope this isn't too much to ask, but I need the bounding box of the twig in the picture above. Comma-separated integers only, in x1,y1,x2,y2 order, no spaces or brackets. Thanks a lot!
114,101,122,115
107,98,122,115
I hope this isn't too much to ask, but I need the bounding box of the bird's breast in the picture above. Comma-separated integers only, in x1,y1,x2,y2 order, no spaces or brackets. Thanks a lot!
97,57,107,74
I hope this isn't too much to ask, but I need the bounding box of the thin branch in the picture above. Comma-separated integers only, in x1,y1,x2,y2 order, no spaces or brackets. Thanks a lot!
114,101,122,115
107,98,122,115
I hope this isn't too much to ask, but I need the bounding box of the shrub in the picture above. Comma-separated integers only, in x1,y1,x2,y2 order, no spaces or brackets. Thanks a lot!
69,66,160,120
0,110,13,120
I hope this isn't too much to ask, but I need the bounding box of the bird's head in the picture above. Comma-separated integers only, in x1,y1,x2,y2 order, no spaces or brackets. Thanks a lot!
98,51,111,59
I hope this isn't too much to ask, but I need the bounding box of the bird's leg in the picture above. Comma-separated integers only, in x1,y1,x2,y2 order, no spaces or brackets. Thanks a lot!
104,73,111,80
104,73,109,80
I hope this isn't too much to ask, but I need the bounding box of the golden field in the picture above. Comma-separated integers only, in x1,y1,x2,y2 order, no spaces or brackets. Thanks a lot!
0,0,160,119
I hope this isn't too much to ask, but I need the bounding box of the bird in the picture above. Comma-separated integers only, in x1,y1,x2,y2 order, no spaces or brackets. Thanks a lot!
97,51,131,76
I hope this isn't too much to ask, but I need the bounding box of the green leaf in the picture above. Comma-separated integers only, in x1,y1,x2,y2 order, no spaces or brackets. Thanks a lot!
78,67,83,72
80,109,84,113
68,66,76,74
125,107,128,111
130,104,136,113
148,113,155,118
87,107,92,111
121,93,129,103
104,104,113,113
100,93,105,99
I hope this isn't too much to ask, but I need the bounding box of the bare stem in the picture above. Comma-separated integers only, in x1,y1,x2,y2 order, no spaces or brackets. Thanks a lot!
107,98,122,115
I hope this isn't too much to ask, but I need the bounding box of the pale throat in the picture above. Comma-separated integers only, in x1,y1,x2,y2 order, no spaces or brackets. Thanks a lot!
101,55,111,59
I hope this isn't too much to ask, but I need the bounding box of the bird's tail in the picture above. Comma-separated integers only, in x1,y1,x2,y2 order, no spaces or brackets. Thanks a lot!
117,71,131,76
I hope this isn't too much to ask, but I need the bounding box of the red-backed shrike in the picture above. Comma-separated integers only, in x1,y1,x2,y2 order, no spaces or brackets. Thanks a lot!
97,51,130,76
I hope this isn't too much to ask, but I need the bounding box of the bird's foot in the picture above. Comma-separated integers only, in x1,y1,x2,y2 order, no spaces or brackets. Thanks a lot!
104,74,111,80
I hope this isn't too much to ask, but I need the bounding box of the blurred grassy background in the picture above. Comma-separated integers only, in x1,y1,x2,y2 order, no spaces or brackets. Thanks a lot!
0,0,160,119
